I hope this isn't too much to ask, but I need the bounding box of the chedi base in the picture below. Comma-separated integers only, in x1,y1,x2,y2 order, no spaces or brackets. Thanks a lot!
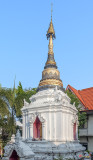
3,131,85,160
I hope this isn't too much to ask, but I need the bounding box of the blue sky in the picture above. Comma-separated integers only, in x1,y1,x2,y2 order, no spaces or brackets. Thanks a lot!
0,0,93,90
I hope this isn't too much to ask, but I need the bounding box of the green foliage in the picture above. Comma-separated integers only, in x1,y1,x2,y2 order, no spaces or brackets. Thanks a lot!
0,117,16,145
0,87,16,147
0,82,36,147
78,112,87,129
15,82,36,118
0,88,11,118
66,90,80,107
0,98,9,118
66,90,87,129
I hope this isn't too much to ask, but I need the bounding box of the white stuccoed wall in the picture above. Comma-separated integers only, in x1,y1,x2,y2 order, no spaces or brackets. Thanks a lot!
22,88,79,144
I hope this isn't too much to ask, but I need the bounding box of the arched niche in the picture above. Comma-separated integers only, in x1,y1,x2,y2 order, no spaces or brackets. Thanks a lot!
33,116,42,139
72,114,79,141
9,150,19,160
29,113,45,140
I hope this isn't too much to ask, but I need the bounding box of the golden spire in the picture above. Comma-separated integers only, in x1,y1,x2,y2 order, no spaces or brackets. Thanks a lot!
37,5,63,91
46,3,55,39
46,4,56,65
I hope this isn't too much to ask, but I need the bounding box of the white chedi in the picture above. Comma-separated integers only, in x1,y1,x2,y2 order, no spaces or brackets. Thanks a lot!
3,88,85,160
22,87,78,144
21,87,85,160
2,13,85,159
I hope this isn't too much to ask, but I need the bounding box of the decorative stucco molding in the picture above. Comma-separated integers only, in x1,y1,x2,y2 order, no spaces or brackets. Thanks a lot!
72,114,79,126
29,112,45,124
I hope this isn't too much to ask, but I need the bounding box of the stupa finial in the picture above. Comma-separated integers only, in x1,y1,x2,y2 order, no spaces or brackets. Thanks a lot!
46,3,55,39
45,4,56,66
37,6,63,91
51,3,53,19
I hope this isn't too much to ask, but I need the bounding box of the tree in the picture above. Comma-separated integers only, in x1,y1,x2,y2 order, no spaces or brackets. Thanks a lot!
0,82,37,146
15,82,36,119
0,87,10,118
66,90,87,129
0,86,16,148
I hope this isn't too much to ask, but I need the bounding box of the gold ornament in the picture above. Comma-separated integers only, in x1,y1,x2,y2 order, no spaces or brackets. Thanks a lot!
39,79,63,87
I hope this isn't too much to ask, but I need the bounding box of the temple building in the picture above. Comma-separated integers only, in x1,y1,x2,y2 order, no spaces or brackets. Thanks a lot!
3,14,85,160
67,85,93,152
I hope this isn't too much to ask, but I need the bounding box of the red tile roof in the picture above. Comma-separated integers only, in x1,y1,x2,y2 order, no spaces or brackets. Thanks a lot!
67,85,93,110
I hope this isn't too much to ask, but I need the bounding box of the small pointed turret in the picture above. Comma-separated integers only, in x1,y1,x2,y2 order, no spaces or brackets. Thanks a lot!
37,8,63,91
